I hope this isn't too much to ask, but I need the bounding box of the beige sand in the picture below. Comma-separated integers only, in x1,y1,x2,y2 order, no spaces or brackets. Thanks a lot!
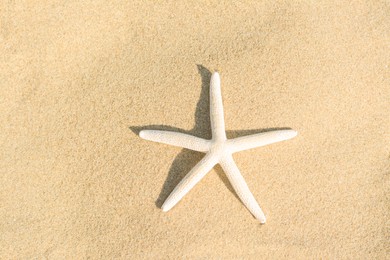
1,1,389,258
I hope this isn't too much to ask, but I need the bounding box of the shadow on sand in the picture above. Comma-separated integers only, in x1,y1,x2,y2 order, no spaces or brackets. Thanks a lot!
130,65,291,208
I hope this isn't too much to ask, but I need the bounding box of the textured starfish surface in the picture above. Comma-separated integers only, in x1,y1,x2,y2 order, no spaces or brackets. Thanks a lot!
140,72,297,223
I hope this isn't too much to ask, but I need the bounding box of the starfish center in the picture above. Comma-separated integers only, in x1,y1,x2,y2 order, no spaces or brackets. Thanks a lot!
210,141,230,159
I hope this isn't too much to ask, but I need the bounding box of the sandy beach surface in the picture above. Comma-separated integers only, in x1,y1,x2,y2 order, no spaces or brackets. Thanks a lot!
1,1,389,258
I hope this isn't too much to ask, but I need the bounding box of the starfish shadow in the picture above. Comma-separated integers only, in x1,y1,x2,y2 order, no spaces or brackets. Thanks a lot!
130,65,292,209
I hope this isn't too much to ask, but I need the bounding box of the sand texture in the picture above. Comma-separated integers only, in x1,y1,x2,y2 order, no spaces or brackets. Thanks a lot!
1,1,389,259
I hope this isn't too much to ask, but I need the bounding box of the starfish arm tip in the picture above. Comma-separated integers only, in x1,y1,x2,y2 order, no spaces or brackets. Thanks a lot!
161,205,170,212
252,210,267,223
139,130,146,139
276,129,298,140
210,71,221,89
287,129,298,138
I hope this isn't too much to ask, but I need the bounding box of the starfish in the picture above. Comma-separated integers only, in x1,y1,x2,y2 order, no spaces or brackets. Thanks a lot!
139,72,297,223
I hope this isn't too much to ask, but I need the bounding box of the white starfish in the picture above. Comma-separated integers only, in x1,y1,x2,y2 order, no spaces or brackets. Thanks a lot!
140,72,297,223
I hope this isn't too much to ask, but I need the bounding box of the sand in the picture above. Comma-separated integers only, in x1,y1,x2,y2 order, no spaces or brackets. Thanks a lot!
1,1,389,258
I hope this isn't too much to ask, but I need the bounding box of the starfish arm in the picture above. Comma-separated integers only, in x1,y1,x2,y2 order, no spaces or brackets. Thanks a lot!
161,153,218,212
139,130,211,152
210,72,227,140
220,155,266,223
227,130,298,153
